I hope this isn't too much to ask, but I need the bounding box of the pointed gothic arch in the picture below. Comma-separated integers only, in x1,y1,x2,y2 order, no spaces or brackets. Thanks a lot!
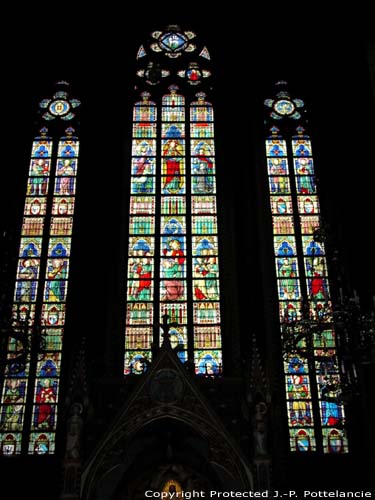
81,345,253,499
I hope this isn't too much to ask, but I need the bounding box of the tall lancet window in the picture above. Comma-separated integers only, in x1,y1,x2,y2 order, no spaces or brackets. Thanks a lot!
124,25,222,376
264,82,348,453
0,82,80,455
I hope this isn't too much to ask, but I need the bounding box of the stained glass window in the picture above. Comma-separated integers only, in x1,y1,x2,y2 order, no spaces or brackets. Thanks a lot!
0,84,80,456
125,92,156,375
160,87,188,362
264,84,348,453
124,27,222,376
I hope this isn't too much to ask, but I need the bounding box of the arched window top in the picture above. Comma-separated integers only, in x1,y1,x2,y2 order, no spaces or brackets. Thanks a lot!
134,91,156,106
133,92,157,122
135,25,212,89
162,85,185,106
264,81,305,121
191,92,212,107
190,92,214,123
266,125,282,140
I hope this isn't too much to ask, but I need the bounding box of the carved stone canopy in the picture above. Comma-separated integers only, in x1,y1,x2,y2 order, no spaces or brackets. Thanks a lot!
81,344,253,499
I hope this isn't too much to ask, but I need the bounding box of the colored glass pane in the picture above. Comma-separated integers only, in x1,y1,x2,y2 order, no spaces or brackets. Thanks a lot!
162,108,185,122
266,139,287,157
190,105,214,122
162,123,185,138
57,140,79,157
190,122,214,137
161,196,186,214
292,139,312,157
191,215,217,234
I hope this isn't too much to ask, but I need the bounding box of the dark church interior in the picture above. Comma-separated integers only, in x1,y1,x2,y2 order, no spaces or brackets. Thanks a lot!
1,10,374,499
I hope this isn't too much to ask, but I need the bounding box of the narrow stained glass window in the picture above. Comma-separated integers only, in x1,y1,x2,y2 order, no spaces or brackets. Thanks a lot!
0,83,80,456
264,83,348,453
160,86,188,362
125,92,156,374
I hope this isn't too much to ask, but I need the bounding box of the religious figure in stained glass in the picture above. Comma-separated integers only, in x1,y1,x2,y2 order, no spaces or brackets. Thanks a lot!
34,379,57,429
56,158,76,176
192,155,214,193
0,380,26,431
161,238,185,301
278,257,299,300
132,157,154,193
128,257,153,301
162,139,184,194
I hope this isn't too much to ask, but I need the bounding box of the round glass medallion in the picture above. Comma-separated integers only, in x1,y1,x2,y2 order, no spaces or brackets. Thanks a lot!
274,99,295,116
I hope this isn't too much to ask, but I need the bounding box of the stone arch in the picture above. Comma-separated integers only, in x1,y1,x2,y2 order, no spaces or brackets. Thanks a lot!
81,409,253,499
